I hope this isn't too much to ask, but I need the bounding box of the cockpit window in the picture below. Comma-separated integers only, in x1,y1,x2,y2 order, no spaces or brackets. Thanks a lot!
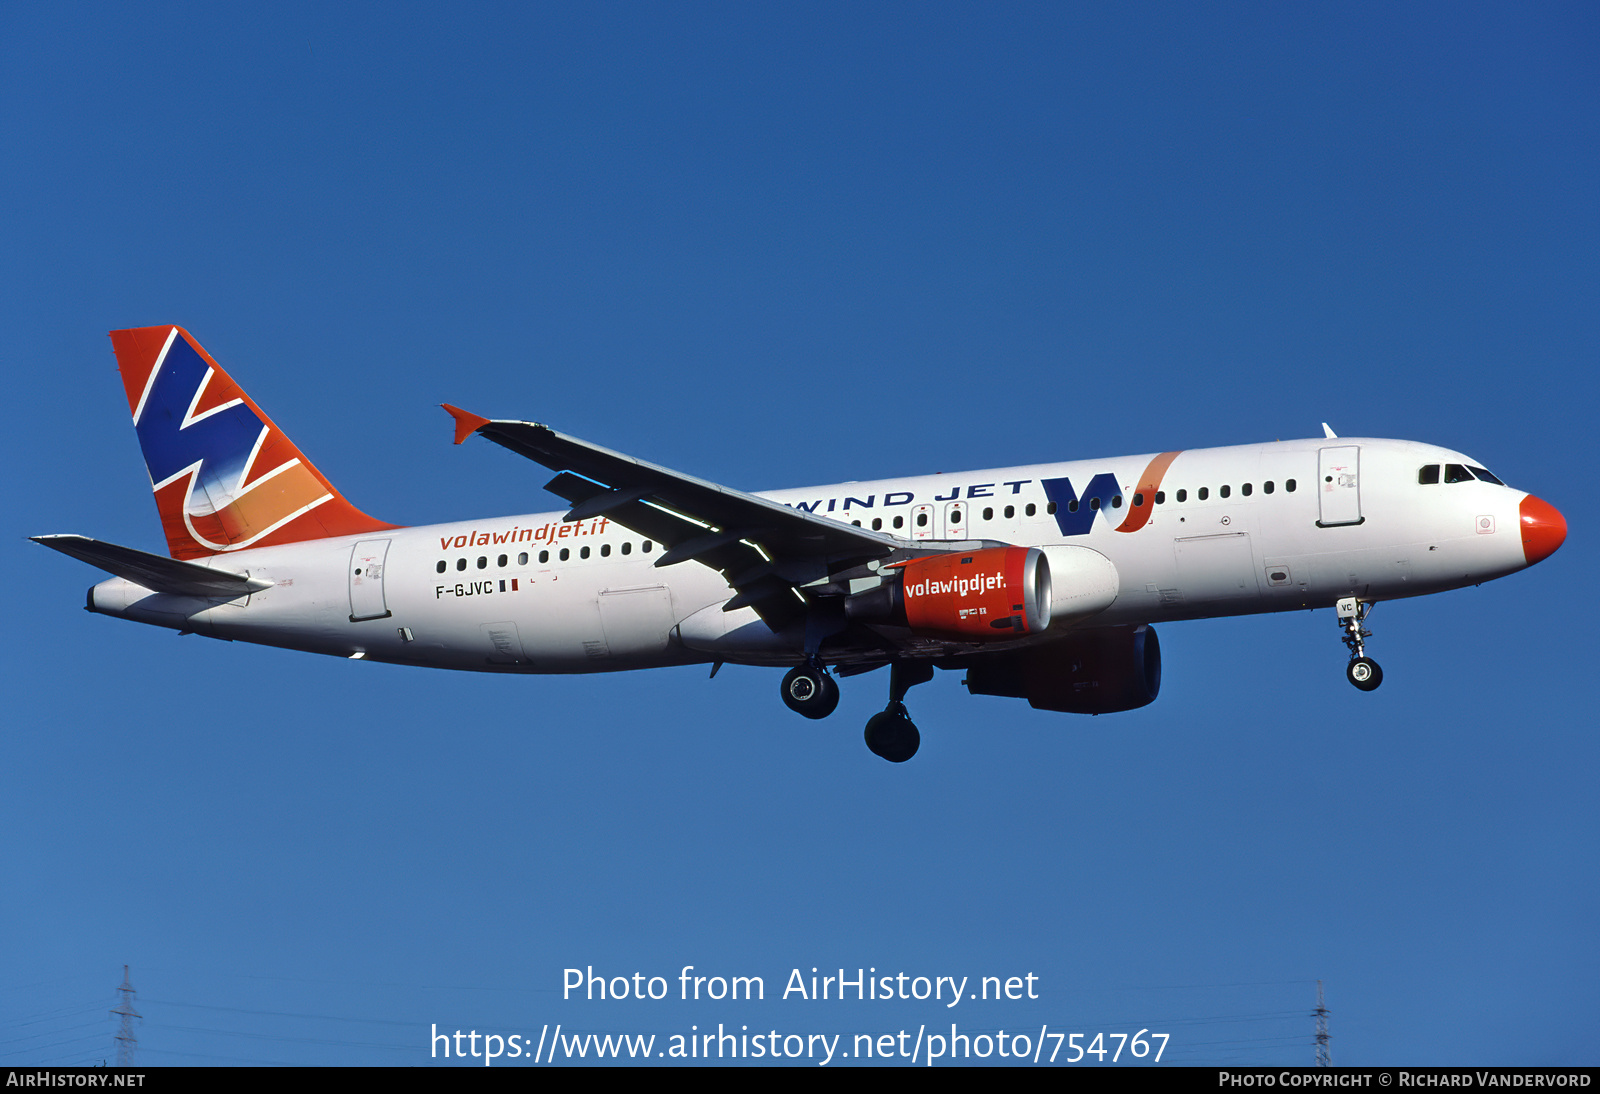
1418,465,1440,485
1444,464,1474,484
1469,465,1504,485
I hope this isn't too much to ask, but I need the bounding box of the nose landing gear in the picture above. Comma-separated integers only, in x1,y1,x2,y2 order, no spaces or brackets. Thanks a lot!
864,662,934,763
1337,597,1383,692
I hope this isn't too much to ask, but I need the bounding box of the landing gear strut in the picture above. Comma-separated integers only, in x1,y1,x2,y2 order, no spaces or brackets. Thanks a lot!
781,660,840,719
864,662,933,762
1336,597,1383,692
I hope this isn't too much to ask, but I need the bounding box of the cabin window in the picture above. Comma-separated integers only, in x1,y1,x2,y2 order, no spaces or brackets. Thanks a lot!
436,560,446,573
580,546,591,559
1046,501,1057,515
1155,491,1166,504
1025,503,1036,517
1220,485,1231,499
621,542,632,555
1286,479,1297,492
851,520,861,527
1264,481,1275,494
1133,493,1144,507
518,552,529,565
642,541,653,553
983,507,994,521
1068,499,1080,513
871,518,882,530
477,556,488,569
600,543,611,557
1242,483,1253,496
497,554,507,567
916,513,928,527
1089,497,1101,510
893,516,904,529
1176,489,1187,502
539,550,550,563
1003,505,1014,519
1197,487,1209,501
1111,495,1123,508
559,548,570,561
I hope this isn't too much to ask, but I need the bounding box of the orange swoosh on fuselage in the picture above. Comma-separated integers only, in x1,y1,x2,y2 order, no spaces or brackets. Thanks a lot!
1115,450,1183,533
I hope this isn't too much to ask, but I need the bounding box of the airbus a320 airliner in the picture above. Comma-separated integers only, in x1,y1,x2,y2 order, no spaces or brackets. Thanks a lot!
36,326,1567,762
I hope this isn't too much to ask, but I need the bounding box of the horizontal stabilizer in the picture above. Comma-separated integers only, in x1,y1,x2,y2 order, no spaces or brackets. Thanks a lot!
31,535,271,597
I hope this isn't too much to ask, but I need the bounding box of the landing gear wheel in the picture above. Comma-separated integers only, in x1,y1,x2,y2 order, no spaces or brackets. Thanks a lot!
864,702,920,763
1336,598,1383,693
1346,657,1383,692
781,665,840,719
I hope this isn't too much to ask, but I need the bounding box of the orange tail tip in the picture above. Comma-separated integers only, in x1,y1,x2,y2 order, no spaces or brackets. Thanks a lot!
441,404,491,445
110,326,397,560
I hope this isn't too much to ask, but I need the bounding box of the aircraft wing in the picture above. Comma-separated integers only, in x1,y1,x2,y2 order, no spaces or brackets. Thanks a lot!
443,406,905,625
32,534,271,597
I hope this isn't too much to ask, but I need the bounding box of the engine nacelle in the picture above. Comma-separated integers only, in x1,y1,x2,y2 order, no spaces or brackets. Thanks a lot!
896,545,1051,640
1038,544,1119,625
962,624,1161,714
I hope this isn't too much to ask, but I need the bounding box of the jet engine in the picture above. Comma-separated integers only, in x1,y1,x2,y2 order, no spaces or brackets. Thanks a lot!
845,546,1051,640
962,623,1161,714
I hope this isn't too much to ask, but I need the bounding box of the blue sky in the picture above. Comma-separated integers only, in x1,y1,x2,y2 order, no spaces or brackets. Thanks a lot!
3,2,1596,1067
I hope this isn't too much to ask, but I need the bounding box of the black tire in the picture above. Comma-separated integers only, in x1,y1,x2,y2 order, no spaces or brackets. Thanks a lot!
864,703,920,763
1347,657,1383,692
781,666,840,719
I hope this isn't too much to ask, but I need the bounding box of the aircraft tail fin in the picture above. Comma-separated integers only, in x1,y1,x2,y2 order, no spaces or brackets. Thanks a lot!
109,326,396,560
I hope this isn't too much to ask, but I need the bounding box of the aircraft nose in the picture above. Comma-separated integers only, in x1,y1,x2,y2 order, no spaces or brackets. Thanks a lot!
1519,495,1567,566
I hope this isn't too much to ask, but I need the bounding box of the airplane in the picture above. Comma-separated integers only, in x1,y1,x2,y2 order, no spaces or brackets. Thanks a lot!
34,326,1567,762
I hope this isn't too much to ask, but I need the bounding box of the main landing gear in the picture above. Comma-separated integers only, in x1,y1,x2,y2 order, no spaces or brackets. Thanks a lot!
777,659,935,763
1336,596,1383,692
864,662,934,763
780,660,840,719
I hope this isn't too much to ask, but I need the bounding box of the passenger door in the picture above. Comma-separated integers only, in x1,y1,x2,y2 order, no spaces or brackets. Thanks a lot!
1317,446,1363,527
348,539,392,621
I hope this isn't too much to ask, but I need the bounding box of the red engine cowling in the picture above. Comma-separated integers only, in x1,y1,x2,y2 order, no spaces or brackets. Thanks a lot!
896,546,1051,640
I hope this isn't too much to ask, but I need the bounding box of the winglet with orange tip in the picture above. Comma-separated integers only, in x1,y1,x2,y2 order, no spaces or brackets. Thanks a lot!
441,404,492,445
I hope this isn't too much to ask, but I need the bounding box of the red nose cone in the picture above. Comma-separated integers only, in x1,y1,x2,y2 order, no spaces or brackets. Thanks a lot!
1519,495,1567,566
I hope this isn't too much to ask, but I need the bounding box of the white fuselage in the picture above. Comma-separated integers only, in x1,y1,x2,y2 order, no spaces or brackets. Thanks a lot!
87,437,1534,672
